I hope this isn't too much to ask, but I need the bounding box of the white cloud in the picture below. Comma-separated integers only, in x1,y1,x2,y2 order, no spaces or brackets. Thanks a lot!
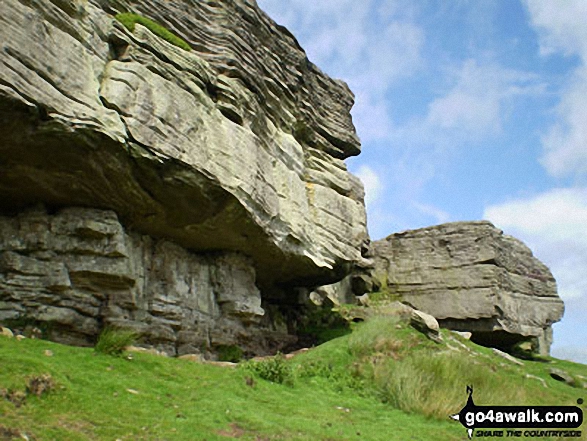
484,188,587,306
523,0,587,178
540,67,587,177
354,165,383,206
522,0,587,58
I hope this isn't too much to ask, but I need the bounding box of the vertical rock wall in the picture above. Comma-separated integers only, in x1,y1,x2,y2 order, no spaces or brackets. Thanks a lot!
0,0,369,352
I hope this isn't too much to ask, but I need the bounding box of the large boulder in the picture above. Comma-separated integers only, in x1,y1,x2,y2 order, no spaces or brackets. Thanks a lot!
371,221,564,355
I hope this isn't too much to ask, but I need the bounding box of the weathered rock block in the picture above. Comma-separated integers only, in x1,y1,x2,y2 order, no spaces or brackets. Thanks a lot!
372,221,564,354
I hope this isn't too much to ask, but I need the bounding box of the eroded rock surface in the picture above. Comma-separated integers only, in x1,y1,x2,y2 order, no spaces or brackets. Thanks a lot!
0,207,294,355
371,221,564,355
0,0,368,290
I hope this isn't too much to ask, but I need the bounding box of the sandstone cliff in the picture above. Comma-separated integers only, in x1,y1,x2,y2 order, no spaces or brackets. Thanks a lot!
371,222,565,355
0,0,368,286
0,0,367,353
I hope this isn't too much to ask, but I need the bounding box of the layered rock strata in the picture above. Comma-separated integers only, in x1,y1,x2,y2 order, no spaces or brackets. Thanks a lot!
0,207,294,355
0,0,368,290
371,221,564,355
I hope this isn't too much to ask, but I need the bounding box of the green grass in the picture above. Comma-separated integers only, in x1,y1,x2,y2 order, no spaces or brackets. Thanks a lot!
115,13,191,51
0,317,585,440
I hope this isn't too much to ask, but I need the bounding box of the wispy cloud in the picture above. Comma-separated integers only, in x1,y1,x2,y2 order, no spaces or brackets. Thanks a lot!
522,0,587,58
412,202,451,225
540,67,587,178
400,59,545,147
354,165,383,206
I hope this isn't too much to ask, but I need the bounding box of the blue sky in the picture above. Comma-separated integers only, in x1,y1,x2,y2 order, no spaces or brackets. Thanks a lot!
257,0,587,364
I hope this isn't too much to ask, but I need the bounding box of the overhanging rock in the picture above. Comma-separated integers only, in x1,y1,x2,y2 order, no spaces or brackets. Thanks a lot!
0,0,368,354
0,0,368,290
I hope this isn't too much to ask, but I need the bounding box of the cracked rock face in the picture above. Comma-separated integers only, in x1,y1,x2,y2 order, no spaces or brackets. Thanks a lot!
0,0,368,291
371,221,564,355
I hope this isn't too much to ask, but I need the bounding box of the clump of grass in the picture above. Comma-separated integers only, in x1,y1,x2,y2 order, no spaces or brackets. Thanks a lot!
115,13,191,51
343,317,538,419
94,327,137,357
242,353,294,386
347,315,416,359
376,351,530,418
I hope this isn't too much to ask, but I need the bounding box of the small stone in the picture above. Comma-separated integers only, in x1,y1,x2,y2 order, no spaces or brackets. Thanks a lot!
452,331,472,340
178,353,205,363
525,373,548,388
410,309,442,343
492,348,524,366
205,361,237,368
356,293,370,306
44,350,53,357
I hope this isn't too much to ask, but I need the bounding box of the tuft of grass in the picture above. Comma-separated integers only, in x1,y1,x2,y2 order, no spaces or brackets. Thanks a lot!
345,318,531,417
94,327,137,357
376,351,530,418
216,345,243,363
241,353,295,386
115,13,191,51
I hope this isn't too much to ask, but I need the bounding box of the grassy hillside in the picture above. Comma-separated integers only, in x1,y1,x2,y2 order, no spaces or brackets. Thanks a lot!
0,317,585,440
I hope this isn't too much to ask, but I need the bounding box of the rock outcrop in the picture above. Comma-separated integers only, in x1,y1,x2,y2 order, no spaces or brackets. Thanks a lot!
0,0,566,358
0,0,368,351
371,221,564,355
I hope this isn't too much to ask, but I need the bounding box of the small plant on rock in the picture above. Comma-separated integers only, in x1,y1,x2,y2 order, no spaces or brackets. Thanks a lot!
115,13,191,51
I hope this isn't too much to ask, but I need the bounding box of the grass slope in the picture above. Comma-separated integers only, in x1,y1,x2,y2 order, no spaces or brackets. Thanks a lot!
0,318,585,440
